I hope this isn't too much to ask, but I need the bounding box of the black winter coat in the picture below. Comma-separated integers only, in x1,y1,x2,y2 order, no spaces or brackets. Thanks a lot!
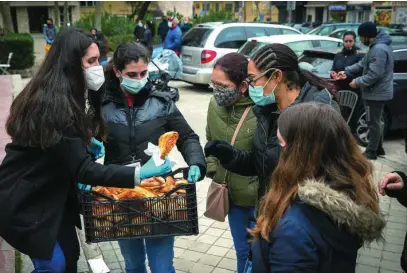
385,171,407,271
222,83,339,199
102,79,206,177
331,47,364,90
0,131,135,259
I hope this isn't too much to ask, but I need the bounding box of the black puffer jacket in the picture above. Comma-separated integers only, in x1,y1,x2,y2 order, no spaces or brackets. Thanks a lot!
222,83,339,198
331,47,363,90
102,79,206,178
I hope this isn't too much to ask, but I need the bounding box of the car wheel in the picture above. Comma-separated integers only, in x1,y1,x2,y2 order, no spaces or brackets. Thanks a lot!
352,109,388,147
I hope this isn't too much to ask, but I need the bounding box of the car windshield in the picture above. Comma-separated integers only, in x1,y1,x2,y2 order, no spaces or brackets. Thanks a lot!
238,41,266,58
182,27,214,47
298,53,334,78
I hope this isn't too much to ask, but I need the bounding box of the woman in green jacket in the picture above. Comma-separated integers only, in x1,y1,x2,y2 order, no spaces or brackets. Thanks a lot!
206,53,258,273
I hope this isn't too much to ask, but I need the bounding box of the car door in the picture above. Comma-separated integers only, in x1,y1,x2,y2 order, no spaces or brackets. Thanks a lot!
389,49,407,128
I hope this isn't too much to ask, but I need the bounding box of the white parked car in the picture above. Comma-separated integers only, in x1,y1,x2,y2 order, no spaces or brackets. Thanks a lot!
180,22,302,85
238,34,344,58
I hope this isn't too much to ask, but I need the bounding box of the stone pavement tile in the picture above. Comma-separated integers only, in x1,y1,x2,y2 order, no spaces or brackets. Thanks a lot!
205,227,226,237
355,264,379,273
115,249,124,262
106,262,122,270
384,243,404,253
189,241,212,253
217,257,237,271
384,227,406,238
189,262,215,273
99,242,113,251
200,218,216,227
103,250,119,263
175,238,193,249
380,259,403,272
211,221,230,230
387,215,407,224
225,249,237,260
208,245,230,257
382,251,401,262
221,230,233,240
120,261,125,269
111,241,120,249
214,238,234,248
358,247,382,258
358,255,382,268
198,224,209,233
174,247,185,258
109,269,123,273
182,250,203,262
212,268,235,273
173,258,194,272
199,253,222,266
384,234,405,246
197,234,218,244
366,241,385,250
379,270,400,273
388,209,407,218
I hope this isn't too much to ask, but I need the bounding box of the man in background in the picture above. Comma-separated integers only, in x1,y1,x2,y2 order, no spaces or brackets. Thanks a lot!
163,17,182,55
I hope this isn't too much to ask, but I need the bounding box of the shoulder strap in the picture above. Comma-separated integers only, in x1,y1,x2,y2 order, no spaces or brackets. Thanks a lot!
231,106,251,146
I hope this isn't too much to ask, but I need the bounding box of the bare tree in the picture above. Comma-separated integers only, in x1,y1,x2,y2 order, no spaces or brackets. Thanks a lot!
63,1,68,26
126,1,151,21
54,1,60,27
95,1,102,31
0,2,14,33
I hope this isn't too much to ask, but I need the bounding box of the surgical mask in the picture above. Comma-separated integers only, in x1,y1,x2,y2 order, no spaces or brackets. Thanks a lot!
120,74,149,94
248,72,277,106
84,65,105,91
168,22,173,28
138,22,143,27
211,84,241,107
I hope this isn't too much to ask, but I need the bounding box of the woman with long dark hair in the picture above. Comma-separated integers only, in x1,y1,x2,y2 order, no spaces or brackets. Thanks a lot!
206,53,258,273
102,42,206,273
250,103,384,272
205,43,340,200
0,28,170,272
330,30,363,91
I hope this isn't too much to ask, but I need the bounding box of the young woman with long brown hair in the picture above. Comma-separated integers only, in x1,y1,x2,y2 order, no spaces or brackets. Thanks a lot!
249,103,385,273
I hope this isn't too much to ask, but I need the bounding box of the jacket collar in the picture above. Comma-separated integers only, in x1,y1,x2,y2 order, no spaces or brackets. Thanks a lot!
297,179,385,243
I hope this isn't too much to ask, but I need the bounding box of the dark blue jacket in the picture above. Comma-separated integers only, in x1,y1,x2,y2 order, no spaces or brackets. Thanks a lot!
251,179,385,273
163,25,182,53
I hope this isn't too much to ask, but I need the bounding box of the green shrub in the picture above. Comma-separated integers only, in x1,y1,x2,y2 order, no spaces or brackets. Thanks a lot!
0,33,35,69
108,34,135,51
193,10,234,24
75,13,135,37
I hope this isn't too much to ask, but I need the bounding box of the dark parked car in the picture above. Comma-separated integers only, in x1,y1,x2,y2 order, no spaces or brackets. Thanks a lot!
298,47,407,146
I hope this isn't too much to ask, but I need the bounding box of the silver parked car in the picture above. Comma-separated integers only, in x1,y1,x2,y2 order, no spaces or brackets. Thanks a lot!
180,22,302,85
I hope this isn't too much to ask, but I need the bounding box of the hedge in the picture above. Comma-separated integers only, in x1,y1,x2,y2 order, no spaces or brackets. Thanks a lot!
108,34,135,51
0,33,35,70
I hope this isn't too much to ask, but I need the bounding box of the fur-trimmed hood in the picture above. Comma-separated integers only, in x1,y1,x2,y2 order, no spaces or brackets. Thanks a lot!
297,179,385,243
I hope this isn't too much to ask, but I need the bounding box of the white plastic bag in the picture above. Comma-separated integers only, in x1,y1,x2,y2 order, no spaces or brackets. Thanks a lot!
144,142,176,168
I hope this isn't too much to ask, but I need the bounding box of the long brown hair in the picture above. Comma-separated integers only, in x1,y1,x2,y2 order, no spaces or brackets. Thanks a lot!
250,103,379,241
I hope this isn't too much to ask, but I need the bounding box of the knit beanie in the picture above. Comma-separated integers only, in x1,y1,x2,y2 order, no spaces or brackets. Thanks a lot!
358,22,377,38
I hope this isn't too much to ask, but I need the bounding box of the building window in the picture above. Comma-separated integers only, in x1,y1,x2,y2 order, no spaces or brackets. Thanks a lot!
215,3,219,12
225,3,233,12
195,3,200,9
234,1,241,12
80,1,96,7
59,6,73,25
203,3,210,11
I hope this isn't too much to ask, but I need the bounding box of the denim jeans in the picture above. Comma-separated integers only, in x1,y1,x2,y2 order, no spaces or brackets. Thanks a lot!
228,202,256,273
118,236,175,273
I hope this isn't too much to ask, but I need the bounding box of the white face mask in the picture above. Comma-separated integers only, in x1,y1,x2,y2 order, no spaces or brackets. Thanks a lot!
84,65,105,91
168,22,173,28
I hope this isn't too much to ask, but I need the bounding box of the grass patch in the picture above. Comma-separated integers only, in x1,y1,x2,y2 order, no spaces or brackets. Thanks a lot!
15,251,22,273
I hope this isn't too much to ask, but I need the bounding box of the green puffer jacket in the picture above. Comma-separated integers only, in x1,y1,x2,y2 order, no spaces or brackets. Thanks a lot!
206,95,259,207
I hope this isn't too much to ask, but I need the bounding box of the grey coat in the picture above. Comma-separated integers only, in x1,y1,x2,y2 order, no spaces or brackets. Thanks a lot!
345,31,394,101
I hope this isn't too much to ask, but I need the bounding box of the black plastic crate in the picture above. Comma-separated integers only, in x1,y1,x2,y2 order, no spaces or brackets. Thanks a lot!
79,170,199,243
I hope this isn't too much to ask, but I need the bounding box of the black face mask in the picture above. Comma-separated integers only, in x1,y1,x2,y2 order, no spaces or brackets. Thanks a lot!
343,46,356,54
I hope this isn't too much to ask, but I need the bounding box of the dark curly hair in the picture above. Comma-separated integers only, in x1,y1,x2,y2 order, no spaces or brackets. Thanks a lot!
214,52,248,86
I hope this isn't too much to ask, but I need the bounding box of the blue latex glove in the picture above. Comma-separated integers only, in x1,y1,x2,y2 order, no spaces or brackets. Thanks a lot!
188,165,201,183
88,138,105,160
140,157,172,179
78,182,91,191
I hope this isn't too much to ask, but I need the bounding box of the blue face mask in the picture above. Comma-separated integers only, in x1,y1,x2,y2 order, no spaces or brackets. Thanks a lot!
120,74,148,94
248,72,278,106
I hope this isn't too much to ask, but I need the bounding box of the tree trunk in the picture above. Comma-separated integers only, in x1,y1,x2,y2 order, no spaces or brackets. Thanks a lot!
54,1,59,27
135,1,151,21
95,1,102,31
63,1,68,26
0,2,14,33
